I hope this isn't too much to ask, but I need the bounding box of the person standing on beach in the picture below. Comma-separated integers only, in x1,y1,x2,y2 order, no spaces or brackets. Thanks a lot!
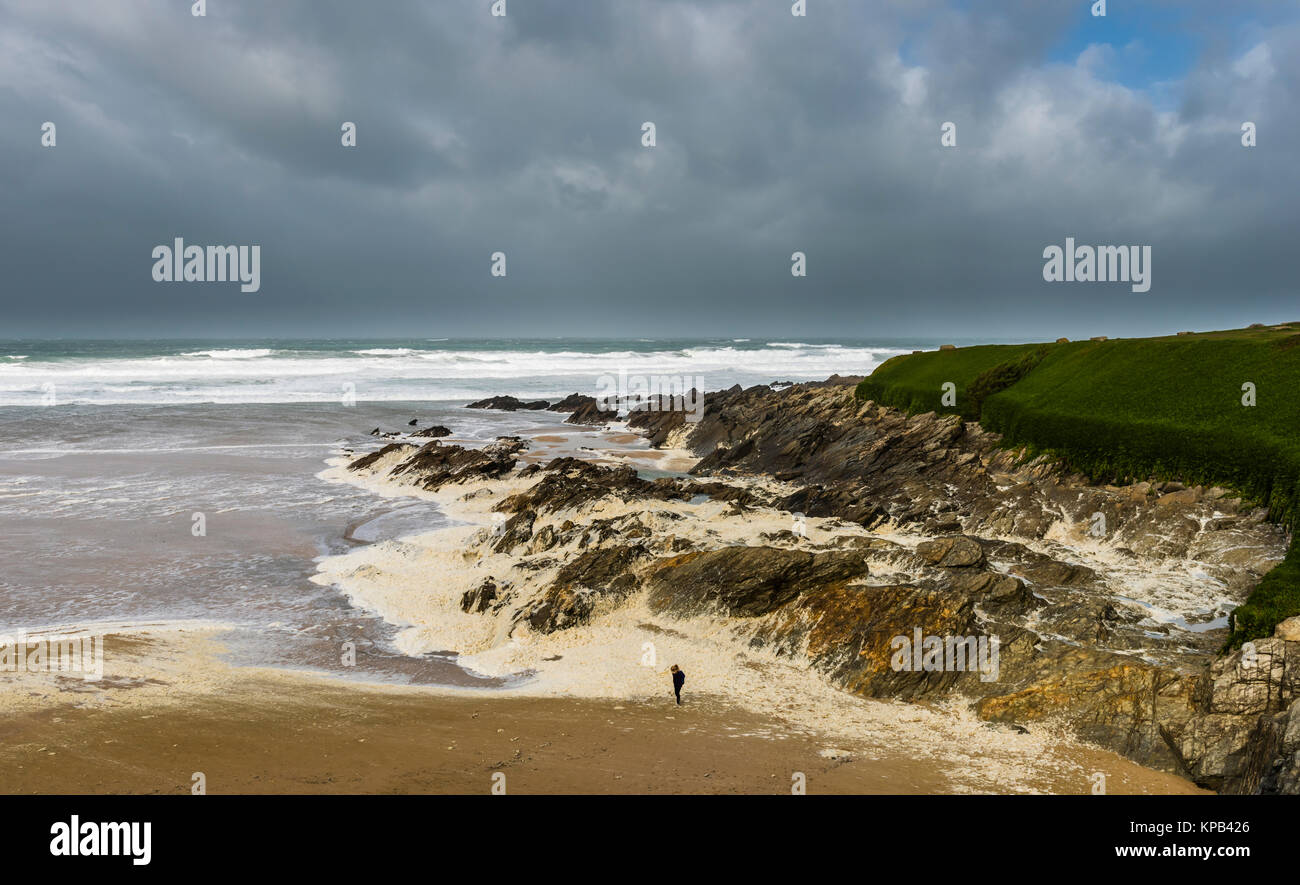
670,664,685,705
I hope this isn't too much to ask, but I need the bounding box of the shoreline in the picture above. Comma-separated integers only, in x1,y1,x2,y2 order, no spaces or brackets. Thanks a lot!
0,626,1205,795
4,377,1289,794
303,379,1295,792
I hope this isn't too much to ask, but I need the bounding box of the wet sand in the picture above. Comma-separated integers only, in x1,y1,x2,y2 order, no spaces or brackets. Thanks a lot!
0,629,1206,795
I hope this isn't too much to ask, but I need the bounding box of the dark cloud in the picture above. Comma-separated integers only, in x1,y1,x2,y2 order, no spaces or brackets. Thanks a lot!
1,0,1296,339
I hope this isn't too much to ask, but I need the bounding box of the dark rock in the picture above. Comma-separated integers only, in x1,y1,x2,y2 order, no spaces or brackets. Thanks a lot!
547,393,596,413
373,438,526,491
949,571,1039,614
623,392,705,446
492,512,536,554
529,524,559,554
411,425,452,438
647,380,1289,780
916,536,986,568
564,397,615,426
522,546,648,632
754,580,992,700
460,578,500,613
466,395,549,411
497,458,696,515
348,443,416,472
644,546,870,618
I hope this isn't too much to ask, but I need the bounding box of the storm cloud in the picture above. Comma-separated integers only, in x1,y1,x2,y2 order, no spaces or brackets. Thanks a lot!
2,0,1296,339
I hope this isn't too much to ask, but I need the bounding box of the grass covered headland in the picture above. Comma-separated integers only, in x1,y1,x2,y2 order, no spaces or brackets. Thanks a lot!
855,324,1300,647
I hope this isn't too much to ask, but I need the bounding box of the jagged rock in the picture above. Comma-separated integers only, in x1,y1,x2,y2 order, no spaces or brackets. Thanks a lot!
528,523,559,554
411,425,452,438
492,512,535,554
460,578,500,613
977,656,1201,772
1009,558,1097,588
916,536,986,568
923,517,963,535
950,571,1039,614
348,442,416,472
350,378,1296,791
522,546,648,632
645,547,870,618
684,383,1280,576
564,397,615,425
498,458,752,516
664,381,1291,784
625,392,702,447
383,439,525,491
1204,640,1291,716
1255,702,1300,793
759,580,998,700
547,393,596,413
466,395,549,411
1167,638,1300,791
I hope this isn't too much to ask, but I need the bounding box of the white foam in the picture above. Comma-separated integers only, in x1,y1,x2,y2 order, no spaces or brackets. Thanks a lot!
0,342,901,405
312,461,1092,792
180,348,277,359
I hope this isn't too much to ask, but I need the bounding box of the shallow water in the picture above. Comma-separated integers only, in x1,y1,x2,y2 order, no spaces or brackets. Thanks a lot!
0,400,615,686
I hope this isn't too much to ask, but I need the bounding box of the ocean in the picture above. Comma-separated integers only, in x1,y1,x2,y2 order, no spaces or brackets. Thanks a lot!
0,337,946,406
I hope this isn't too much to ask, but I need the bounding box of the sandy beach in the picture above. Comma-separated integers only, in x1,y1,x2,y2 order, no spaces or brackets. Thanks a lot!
0,627,1205,795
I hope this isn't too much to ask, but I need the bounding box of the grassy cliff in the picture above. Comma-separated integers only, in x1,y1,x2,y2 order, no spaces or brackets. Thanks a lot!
855,325,1300,647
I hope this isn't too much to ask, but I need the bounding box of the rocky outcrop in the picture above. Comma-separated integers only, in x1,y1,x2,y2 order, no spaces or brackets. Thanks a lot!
412,425,452,438
668,382,1293,788
547,393,597,413
378,437,527,491
467,395,549,411
348,442,415,472
624,392,701,447
644,547,871,618
916,536,986,568
556,391,705,435
564,397,614,426
460,577,501,614
500,457,761,516
503,458,692,514
1174,633,1300,793
523,546,649,632
344,379,1294,792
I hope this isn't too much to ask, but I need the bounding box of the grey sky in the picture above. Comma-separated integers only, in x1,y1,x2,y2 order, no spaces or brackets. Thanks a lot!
2,0,1296,339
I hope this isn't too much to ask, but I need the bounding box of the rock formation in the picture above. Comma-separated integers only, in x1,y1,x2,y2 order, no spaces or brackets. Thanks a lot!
342,379,1295,792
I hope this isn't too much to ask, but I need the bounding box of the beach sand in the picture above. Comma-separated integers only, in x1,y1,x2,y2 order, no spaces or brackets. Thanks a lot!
0,628,1206,795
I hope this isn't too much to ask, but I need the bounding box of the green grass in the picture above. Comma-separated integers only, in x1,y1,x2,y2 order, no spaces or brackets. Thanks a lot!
856,343,1048,419
1228,545,1300,644
855,325,1300,647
